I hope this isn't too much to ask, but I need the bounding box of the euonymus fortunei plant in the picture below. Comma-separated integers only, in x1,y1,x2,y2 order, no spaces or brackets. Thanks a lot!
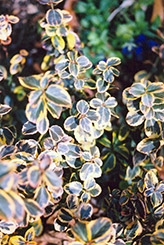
0,1,164,244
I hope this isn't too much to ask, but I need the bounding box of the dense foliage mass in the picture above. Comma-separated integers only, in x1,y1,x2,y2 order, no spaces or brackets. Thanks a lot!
0,0,164,244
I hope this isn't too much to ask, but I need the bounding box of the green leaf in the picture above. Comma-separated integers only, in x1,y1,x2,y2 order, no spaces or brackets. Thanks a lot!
105,96,117,108
124,220,142,239
145,170,158,189
90,98,102,108
16,139,38,156
76,100,89,114
45,84,72,107
35,186,50,208
154,110,164,121
71,220,88,242
154,90,164,99
74,79,84,90
115,145,129,159
67,32,76,49
0,65,7,81
77,56,91,69
126,111,145,127
58,208,73,223
64,116,79,131
65,143,81,158
31,218,43,237
151,192,163,208
102,153,116,173
51,35,65,50
127,98,140,111
69,62,79,77
0,220,17,235
88,217,112,243
88,183,102,197
28,90,42,106
80,163,94,181
9,236,26,244
55,57,68,71
93,163,102,178
144,187,154,197
144,107,155,120
27,166,41,188
134,70,149,82
86,110,99,121
8,191,25,222
0,104,12,116
154,204,164,218
0,190,15,220
107,57,121,66
39,153,52,171
44,169,62,189
47,101,62,118
110,67,120,76
156,183,164,192
26,100,45,124
80,163,101,182
54,218,67,232
49,125,64,142
24,199,44,217
18,75,41,90
96,78,109,93
0,173,15,191
40,75,51,89
8,15,20,24
84,79,96,90
66,194,79,210
103,69,114,83
97,61,106,71
46,9,62,26
22,121,37,135
84,177,95,190
119,193,129,206
147,82,164,92
118,126,129,141
0,145,15,159
0,127,14,145
36,115,49,135
25,227,35,241
80,117,92,133
81,192,90,203
96,106,110,128
129,83,146,97
144,119,161,138
151,229,164,244
10,63,20,75
141,93,154,107
64,181,83,196
0,161,14,178
98,137,111,148
79,203,93,219
137,138,161,154
38,0,63,5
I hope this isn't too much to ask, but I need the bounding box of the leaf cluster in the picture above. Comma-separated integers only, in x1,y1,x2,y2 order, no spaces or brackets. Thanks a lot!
0,0,163,244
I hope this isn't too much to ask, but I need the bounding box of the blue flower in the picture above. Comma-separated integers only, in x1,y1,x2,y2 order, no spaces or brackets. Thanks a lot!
122,43,136,56
147,40,159,48
135,46,143,61
121,34,159,61
122,46,132,56
135,34,146,44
